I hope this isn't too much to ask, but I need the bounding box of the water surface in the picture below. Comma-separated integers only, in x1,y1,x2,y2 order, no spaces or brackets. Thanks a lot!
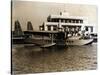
12,43,97,74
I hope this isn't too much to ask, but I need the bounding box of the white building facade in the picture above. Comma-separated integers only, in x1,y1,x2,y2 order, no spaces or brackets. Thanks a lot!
39,12,94,33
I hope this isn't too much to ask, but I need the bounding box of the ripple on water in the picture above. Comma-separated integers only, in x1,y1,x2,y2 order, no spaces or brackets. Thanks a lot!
12,43,97,74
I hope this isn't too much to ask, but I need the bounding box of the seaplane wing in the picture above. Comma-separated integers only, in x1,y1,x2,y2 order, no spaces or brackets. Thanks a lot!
24,30,59,35
23,30,59,47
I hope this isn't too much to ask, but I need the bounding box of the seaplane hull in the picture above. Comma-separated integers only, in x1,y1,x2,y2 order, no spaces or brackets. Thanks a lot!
66,39,93,46
24,38,56,48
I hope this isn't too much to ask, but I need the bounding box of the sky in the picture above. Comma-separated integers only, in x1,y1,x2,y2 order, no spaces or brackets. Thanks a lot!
12,1,98,32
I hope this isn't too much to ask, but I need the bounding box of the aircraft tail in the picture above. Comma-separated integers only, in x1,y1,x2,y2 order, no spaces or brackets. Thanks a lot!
14,20,23,36
27,21,33,31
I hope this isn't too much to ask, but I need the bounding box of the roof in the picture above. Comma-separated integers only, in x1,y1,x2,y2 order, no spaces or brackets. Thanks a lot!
50,15,87,20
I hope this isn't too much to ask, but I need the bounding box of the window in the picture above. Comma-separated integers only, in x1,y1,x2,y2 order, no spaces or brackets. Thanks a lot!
65,20,67,23
61,19,64,22
85,27,88,31
47,26,51,31
80,20,83,23
91,27,93,32
69,20,71,23
53,26,57,31
73,20,75,23
76,20,79,23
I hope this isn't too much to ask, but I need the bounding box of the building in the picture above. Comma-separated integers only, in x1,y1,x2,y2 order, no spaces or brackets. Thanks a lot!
39,12,94,34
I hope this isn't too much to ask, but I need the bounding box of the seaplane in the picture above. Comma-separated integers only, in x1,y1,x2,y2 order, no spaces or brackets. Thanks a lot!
12,20,94,48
